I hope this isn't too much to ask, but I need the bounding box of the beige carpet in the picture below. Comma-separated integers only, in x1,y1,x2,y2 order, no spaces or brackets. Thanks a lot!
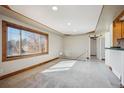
0,60,120,88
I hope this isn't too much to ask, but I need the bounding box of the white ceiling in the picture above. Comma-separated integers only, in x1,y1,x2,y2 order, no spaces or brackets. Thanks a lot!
9,5,103,35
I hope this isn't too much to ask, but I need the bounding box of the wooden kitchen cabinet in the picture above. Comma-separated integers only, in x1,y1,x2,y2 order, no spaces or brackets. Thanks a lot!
122,22,124,38
113,10,124,46
113,22,122,46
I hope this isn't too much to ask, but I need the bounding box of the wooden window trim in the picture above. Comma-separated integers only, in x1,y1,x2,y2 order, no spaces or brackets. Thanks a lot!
1,5,12,10
2,20,49,62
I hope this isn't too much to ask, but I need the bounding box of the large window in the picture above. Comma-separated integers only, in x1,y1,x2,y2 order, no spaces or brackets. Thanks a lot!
21,30,41,55
7,27,21,57
2,21,48,61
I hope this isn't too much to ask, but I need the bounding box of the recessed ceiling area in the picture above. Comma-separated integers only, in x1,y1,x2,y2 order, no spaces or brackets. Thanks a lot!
9,5,103,35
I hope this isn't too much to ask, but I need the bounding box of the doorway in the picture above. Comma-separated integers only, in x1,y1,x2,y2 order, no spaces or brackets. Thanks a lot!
90,37,97,59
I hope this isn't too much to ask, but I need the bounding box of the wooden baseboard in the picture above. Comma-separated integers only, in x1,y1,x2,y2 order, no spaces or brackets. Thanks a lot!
0,57,59,80
1,5,12,10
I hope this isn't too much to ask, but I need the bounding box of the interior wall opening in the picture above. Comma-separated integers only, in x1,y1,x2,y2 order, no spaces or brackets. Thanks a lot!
90,37,97,59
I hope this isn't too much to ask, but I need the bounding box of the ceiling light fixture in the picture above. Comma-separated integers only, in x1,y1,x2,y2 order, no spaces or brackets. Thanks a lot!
52,6,58,11
67,22,71,26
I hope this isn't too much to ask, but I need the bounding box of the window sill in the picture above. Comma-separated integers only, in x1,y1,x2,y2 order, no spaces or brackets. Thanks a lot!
3,52,48,62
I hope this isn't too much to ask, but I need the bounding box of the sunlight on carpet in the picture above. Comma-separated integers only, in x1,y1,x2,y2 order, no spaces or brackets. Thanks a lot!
41,60,76,73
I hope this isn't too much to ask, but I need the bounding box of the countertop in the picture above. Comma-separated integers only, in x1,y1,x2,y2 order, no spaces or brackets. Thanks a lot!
105,47,124,51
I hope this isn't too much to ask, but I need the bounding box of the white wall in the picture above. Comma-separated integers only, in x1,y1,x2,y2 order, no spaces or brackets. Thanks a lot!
96,37,100,59
63,34,90,59
96,36,105,60
0,14,63,76
105,24,113,48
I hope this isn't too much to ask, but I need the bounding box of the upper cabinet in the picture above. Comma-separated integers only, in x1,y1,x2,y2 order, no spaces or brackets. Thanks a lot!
122,22,124,38
113,10,124,46
113,22,122,46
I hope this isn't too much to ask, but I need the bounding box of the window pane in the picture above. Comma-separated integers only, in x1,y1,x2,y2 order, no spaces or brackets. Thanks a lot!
7,27,21,56
21,30,40,55
40,35,48,53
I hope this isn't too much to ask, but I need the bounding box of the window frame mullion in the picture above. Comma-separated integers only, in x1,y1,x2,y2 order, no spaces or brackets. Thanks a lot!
20,30,22,56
